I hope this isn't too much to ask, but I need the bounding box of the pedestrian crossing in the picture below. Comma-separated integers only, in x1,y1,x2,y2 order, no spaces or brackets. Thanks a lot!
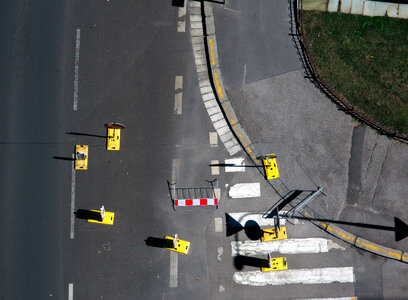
222,210,356,298
210,156,356,298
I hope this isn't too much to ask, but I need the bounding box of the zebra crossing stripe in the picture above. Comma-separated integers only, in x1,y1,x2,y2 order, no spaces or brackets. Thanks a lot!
231,238,344,256
233,267,354,286
227,212,287,228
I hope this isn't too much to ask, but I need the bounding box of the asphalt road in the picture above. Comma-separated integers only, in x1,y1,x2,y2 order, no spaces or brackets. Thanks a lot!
0,1,223,299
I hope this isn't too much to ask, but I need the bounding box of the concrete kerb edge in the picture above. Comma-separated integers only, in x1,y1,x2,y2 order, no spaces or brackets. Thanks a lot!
200,0,408,263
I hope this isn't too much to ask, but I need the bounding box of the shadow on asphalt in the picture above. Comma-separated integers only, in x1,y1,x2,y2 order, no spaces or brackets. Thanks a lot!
244,220,262,240
145,237,174,249
75,209,102,222
234,255,268,271
53,156,74,161
66,132,105,138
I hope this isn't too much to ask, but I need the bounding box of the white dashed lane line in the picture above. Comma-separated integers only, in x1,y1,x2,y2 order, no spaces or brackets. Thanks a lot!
209,131,218,147
70,154,76,239
68,283,73,300
177,5,187,32
73,28,80,111
169,251,178,288
214,217,223,232
174,76,183,115
211,160,219,175
172,158,180,183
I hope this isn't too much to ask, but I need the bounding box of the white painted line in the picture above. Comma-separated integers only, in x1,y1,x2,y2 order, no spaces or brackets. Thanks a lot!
169,251,178,287
233,267,355,286
175,75,183,90
226,212,287,228
70,154,76,239
229,183,260,198
219,285,225,292
178,5,187,18
172,159,180,183
68,283,73,300
217,246,224,261
73,28,80,111
295,297,357,300
211,160,220,175
242,64,247,86
174,92,182,115
214,217,223,232
209,132,218,147
177,21,185,32
231,238,345,256
214,188,221,200
225,157,245,172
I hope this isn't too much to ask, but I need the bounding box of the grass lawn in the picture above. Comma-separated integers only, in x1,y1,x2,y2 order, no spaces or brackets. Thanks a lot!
303,11,408,135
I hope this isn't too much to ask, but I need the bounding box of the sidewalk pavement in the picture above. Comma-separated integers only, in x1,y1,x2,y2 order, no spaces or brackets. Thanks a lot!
198,0,408,259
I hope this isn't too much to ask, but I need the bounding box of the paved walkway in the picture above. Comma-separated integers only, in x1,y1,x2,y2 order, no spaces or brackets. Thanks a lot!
195,0,408,259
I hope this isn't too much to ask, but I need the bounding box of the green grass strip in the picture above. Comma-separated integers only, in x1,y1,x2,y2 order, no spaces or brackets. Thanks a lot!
303,11,408,134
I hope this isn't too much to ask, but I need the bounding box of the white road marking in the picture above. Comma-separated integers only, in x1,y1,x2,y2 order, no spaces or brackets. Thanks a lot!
214,188,221,200
229,183,260,198
70,154,76,239
169,251,178,287
217,247,224,261
242,64,247,86
68,283,73,300
295,297,357,300
233,267,354,286
172,159,180,183
226,212,287,228
209,132,218,147
178,21,185,32
174,76,183,114
214,217,223,232
225,157,245,172
211,160,220,175
175,75,183,90
174,92,182,114
219,285,225,292
178,4,187,17
231,238,345,256
73,29,80,111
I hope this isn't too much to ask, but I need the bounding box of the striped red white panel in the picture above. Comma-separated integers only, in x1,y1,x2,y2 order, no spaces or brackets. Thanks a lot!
175,198,218,207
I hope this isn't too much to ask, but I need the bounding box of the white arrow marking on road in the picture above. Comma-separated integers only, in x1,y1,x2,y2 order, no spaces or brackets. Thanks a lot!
233,267,354,286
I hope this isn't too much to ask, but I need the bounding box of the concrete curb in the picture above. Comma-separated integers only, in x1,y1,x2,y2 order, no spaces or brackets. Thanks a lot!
198,0,408,263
